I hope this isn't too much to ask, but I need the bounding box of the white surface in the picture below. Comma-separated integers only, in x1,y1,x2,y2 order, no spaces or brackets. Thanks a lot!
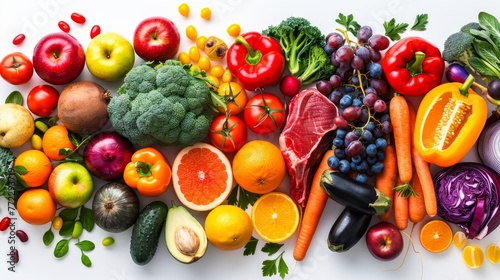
0,0,499,279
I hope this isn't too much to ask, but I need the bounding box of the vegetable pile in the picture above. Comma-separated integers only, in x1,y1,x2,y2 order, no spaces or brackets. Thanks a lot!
2,2,500,279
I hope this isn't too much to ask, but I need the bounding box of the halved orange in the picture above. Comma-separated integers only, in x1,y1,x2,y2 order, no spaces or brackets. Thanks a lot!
251,192,299,243
172,142,233,211
462,245,484,269
419,219,453,253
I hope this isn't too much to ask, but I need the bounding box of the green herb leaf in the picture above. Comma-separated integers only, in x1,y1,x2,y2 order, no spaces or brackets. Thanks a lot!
59,220,75,237
75,240,95,252
335,13,360,36
54,239,70,258
13,165,27,175
80,206,95,232
59,207,79,221
43,229,54,246
261,242,283,256
474,40,500,66
469,56,500,79
243,236,259,256
478,11,500,44
384,18,409,41
277,253,289,279
81,252,92,267
5,91,23,105
228,185,260,210
411,14,429,31
261,251,288,279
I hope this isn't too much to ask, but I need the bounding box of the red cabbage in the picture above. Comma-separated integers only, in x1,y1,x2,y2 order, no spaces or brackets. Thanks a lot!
433,162,500,240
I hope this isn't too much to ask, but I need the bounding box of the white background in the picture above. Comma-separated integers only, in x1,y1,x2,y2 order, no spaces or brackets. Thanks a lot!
1,0,500,279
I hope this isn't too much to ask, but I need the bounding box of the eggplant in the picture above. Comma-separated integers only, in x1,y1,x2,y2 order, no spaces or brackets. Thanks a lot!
327,207,372,252
92,182,140,233
320,170,390,215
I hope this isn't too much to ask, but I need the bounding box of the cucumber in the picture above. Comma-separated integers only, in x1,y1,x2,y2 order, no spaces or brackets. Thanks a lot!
130,201,168,265
327,207,372,252
320,170,391,215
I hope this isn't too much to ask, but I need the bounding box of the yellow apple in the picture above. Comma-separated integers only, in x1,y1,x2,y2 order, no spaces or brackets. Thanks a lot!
0,103,35,148
85,32,135,81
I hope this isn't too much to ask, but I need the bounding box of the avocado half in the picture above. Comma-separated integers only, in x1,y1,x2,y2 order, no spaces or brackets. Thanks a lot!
165,202,208,263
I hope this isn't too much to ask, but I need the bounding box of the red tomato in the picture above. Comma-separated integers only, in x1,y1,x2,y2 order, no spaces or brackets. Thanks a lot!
0,52,34,85
209,114,247,153
244,93,286,134
27,85,59,117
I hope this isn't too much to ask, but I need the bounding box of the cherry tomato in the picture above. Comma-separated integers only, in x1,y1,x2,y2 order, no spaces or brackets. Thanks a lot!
209,114,247,153
27,85,59,117
244,93,286,134
216,82,248,115
70,12,86,24
0,52,34,85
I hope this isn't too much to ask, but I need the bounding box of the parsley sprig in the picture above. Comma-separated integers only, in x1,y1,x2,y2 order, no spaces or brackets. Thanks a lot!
384,14,429,40
243,238,289,279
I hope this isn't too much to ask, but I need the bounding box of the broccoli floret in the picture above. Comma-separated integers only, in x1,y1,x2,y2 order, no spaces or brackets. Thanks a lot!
297,45,335,86
263,16,325,77
107,60,214,147
460,22,481,33
442,31,475,63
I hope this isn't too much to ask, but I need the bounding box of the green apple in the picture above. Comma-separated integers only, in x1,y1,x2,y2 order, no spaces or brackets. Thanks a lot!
85,32,135,81
48,162,94,209
0,103,35,148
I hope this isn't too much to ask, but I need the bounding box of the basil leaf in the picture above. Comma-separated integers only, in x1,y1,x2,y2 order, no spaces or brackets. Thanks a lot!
5,91,23,105
59,221,75,237
59,207,79,221
80,206,94,232
478,11,500,45
75,240,95,252
81,253,92,267
54,239,70,258
43,229,54,246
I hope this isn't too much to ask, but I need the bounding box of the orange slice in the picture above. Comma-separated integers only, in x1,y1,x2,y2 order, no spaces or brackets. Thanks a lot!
486,244,500,264
172,142,233,211
251,192,299,243
453,231,467,249
419,219,453,253
462,245,484,269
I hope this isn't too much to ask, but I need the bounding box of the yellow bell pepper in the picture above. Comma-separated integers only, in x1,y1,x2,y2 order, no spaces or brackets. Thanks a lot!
414,75,487,167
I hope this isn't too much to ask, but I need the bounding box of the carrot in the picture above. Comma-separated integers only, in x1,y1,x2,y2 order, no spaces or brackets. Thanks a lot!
408,169,426,223
293,149,334,261
393,177,409,230
375,144,397,221
389,94,412,183
406,100,438,217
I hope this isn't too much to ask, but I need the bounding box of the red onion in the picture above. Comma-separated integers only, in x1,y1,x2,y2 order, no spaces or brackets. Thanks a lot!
83,131,135,181
433,162,500,239
478,112,500,174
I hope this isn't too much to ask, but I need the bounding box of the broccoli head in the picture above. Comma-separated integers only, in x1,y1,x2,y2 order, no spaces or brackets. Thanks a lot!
297,45,335,86
442,31,475,63
263,16,325,76
108,60,214,147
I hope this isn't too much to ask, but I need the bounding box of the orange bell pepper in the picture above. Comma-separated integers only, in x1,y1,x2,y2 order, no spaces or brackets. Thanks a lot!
123,147,171,196
414,75,488,167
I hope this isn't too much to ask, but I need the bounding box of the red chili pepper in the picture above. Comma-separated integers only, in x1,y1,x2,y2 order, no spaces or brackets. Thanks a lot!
70,12,86,24
381,36,444,96
226,31,285,91
0,217,11,231
12,34,26,45
90,25,101,39
58,21,70,33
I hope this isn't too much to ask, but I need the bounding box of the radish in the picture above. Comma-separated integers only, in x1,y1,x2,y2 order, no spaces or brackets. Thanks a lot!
280,75,301,97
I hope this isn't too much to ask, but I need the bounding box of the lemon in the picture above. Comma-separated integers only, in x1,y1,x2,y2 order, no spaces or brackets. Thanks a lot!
204,205,253,251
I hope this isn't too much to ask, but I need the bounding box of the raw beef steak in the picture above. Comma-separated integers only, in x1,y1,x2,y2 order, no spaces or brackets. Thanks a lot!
279,88,338,208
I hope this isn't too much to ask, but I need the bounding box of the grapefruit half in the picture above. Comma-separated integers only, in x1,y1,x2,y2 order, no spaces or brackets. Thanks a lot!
172,142,233,211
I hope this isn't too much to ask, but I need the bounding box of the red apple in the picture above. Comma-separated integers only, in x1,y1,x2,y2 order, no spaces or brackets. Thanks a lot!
33,32,85,85
365,221,404,261
133,16,180,62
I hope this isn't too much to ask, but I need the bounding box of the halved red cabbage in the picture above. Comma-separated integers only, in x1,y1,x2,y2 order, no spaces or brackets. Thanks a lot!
433,162,500,239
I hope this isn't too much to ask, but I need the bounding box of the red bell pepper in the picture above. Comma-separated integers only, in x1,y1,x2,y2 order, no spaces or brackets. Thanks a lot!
227,31,285,91
381,36,445,96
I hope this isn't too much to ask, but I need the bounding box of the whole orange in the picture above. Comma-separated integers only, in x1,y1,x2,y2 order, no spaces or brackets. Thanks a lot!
42,125,76,161
17,188,57,225
232,140,286,194
14,149,53,187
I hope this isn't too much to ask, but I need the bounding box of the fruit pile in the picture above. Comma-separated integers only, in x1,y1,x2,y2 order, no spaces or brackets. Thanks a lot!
1,2,500,279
